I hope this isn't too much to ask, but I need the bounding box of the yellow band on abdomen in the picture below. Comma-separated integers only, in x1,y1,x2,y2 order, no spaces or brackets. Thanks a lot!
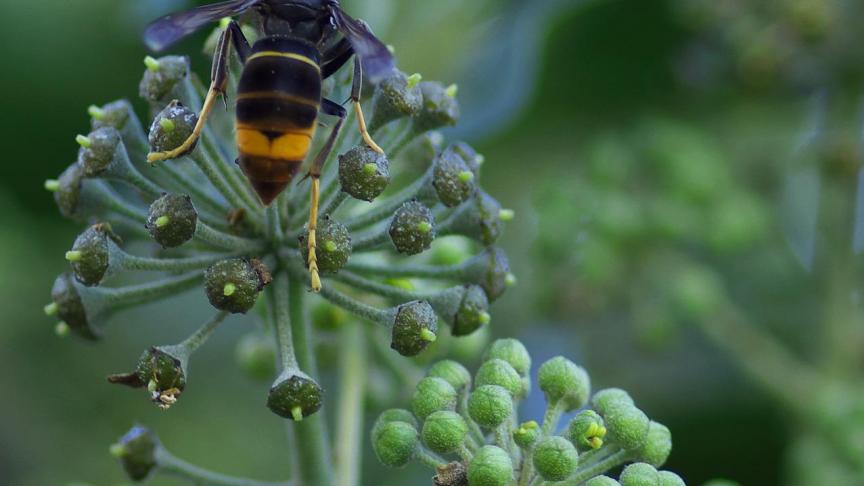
237,128,313,160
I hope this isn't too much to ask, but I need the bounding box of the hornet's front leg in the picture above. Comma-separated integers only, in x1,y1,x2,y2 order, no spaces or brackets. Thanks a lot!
147,21,251,163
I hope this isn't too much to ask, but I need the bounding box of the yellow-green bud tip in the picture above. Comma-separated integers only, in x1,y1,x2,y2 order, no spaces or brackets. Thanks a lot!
386,44,396,54
458,170,474,183
75,134,91,149
385,278,415,290
323,240,337,252
499,209,515,221
44,179,60,192
505,273,517,287
362,162,378,175
144,55,161,72
65,250,83,262
154,215,170,228
88,105,105,120
159,118,176,132
219,17,232,29
55,322,70,338
109,443,126,458
445,84,459,98
476,154,486,165
416,221,432,234
223,282,237,297
291,406,304,421
406,73,422,89
420,328,437,342
479,311,491,325
588,437,603,449
44,302,59,316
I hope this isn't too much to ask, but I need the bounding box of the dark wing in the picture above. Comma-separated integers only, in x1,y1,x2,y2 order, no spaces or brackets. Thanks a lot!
329,6,395,82
144,0,260,52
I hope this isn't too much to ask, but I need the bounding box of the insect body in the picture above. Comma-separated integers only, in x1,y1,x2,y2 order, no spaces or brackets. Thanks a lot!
143,0,395,291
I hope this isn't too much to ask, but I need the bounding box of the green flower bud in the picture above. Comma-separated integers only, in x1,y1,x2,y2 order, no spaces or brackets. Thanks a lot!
372,420,419,468
234,332,277,381
568,410,607,452
428,360,472,391
475,359,522,398
512,420,540,449
603,404,650,451
50,273,99,340
450,141,484,175
586,476,622,486
300,216,351,274
619,463,660,486
108,346,187,408
338,145,391,201
483,338,531,376
77,127,122,176
533,436,579,481
414,81,460,133
632,421,672,467
592,388,635,415
447,190,503,245
389,200,436,255
53,164,85,219
148,100,197,154
391,300,438,356
658,471,686,486
111,426,158,481
139,55,189,104
433,147,476,207
452,284,490,336
266,369,324,420
146,193,198,248
68,223,117,286
537,356,590,411
466,445,512,486
467,384,512,428
370,71,423,130
372,408,420,441
411,376,457,420
90,100,145,143
204,258,271,314
422,410,468,454
465,247,510,301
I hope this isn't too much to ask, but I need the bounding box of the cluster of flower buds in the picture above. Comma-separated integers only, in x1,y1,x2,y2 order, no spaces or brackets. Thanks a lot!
43,21,512,479
372,339,682,485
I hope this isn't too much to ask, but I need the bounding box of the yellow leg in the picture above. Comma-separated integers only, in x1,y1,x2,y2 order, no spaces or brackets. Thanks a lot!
307,177,322,292
147,87,221,164
353,102,384,154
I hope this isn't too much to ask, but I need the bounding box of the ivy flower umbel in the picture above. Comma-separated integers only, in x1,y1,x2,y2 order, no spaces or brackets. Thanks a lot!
372,339,683,486
43,20,511,486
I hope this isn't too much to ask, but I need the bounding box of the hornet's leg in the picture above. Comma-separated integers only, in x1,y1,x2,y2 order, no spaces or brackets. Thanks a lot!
306,98,347,292
148,21,250,163
350,57,384,154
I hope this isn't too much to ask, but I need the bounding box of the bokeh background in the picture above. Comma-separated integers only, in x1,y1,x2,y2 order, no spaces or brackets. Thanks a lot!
2,0,863,484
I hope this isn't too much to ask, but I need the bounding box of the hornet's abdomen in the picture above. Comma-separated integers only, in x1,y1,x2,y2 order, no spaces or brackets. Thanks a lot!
236,37,321,205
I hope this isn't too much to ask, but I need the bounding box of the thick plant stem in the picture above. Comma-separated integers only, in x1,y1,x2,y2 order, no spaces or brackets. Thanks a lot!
335,323,367,486
155,447,291,486
287,277,334,486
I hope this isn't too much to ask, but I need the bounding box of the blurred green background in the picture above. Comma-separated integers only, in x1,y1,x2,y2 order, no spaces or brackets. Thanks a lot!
3,0,863,484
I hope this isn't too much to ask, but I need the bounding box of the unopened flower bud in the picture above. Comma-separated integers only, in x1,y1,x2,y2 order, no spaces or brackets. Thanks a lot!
148,100,198,154
391,300,438,356
109,346,188,409
513,420,540,449
139,55,189,105
483,338,531,376
568,410,607,452
50,273,99,340
422,410,467,454
146,193,198,248
450,141,484,175
632,421,672,467
592,388,635,415
370,71,423,130
533,436,579,481
53,164,85,219
372,420,419,468
452,284,490,336
373,408,420,441
266,368,324,420
338,145,391,201
538,356,590,411
586,476,622,486
620,462,660,486
446,190,503,245
467,445,513,486
428,360,471,391
77,127,122,176
464,247,510,301
414,81,460,133
111,426,159,481
204,258,271,314
475,359,522,398
235,332,277,381
389,200,436,255
658,471,686,486
468,384,512,428
432,147,477,207
603,403,650,451
411,376,457,420
300,216,351,274
68,223,116,286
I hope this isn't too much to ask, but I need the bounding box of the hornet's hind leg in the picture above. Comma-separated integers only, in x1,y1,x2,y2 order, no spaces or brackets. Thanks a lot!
147,21,251,163
305,98,347,292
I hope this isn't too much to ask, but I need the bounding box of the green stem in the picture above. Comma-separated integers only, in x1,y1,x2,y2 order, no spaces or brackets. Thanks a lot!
189,149,262,231
155,447,291,486
287,277,333,486
350,227,392,252
553,449,630,486
318,283,390,324
540,400,564,436
414,447,447,470
344,259,467,280
344,171,432,231
335,323,367,486
457,443,474,462
120,251,236,273
267,203,285,244
195,221,265,252
271,272,298,369
99,271,203,307
178,311,229,352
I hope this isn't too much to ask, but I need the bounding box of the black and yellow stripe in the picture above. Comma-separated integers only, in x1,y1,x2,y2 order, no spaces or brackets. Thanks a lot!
236,37,322,205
